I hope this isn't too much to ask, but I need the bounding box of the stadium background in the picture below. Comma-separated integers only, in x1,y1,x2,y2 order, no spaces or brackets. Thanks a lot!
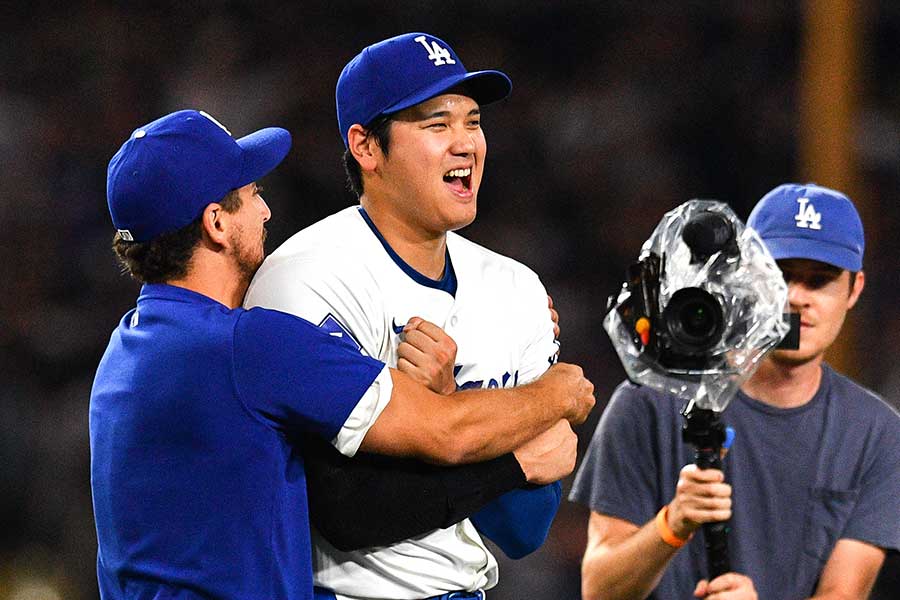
1,2,898,598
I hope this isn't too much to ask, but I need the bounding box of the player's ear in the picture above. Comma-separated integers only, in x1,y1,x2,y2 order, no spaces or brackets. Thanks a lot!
846,270,865,309
200,203,230,248
347,124,378,173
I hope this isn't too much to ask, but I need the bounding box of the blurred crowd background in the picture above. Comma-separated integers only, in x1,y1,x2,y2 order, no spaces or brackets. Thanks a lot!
1,1,898,598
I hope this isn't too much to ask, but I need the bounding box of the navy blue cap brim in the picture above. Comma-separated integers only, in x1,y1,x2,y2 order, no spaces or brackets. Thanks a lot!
382,69,512,116
235,127,292,188
763,237,862,271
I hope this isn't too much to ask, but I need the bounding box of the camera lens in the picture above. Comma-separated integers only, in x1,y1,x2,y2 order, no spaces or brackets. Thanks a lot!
662,288,725,354
682,305,710,336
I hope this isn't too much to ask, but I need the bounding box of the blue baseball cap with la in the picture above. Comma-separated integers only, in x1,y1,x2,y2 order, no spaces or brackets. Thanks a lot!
748,183,865,271
336,32,512,146
107,109,292,242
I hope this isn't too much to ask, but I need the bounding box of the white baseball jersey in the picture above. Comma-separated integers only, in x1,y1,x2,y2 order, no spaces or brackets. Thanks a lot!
245,206,559,600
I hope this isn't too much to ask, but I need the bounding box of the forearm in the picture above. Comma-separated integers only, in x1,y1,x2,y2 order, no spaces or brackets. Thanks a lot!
583,517,681,600
303,434,528,550
433,384,563,463
806,586,876,600
804,539,886,600
365,368,576,464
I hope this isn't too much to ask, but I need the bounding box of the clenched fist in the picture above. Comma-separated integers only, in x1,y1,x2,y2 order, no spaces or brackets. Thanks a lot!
397,317,458,395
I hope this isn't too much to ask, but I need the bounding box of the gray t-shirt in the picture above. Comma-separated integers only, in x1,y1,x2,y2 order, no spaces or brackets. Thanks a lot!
570,364,900,600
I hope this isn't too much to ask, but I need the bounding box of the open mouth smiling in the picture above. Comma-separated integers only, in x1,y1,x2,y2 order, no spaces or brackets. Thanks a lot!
443,167,472,193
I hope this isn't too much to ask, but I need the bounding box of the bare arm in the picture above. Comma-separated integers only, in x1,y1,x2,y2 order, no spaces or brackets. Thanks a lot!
582,512,680,600
398,313,573,556
582,464,733,600
392,315,578,476
513,419,577,484
360,362,594,464
304,365,576,552
807,538,885,600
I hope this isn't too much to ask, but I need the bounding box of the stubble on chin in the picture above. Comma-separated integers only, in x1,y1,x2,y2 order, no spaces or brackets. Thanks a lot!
232,227,267,289
768,347,819,368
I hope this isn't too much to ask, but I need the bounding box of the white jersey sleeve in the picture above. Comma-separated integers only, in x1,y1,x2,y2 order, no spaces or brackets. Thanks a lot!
512,270,561,385
332,365,392,456
245,248,389,457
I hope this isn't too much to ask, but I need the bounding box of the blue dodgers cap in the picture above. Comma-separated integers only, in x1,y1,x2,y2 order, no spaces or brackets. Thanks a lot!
107,110,291,242
336,32,512,146
748,183,865,271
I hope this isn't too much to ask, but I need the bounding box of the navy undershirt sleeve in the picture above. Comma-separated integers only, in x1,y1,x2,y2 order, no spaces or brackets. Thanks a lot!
302,434,527,551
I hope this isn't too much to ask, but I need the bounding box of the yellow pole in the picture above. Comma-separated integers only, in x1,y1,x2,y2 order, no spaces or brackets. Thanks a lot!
798,0,864,376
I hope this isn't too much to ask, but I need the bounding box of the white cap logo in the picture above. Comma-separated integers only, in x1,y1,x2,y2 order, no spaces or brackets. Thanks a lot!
414,36,456,67
794,197,822,230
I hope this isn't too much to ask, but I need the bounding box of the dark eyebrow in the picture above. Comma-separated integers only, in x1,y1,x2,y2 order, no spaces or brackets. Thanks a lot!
421,110,451,120
420,107,481,120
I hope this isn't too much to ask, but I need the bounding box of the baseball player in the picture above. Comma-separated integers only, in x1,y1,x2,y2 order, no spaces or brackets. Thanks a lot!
91,110,594,599
245,33,566,599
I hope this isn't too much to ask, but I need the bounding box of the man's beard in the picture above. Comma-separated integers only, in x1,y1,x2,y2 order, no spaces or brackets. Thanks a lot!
232,225,267,288
768,346,818,368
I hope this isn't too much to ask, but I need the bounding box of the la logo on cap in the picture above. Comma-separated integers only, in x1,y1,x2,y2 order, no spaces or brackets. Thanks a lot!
414,35,456,66
794,197,822,230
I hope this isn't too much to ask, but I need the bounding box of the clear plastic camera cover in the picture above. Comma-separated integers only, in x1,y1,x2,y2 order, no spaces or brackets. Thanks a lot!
604,199,789,411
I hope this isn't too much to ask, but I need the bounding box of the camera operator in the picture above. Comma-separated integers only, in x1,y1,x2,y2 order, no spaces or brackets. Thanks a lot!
571,183,900,600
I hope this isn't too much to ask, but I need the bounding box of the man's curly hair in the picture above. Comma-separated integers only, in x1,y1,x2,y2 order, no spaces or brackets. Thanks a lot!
112,189,241,283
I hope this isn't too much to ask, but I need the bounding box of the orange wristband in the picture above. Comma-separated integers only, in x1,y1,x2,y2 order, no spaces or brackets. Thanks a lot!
656,505,692,548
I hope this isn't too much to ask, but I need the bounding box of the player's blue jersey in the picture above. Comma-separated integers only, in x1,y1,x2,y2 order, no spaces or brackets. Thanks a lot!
246,206,560,599
90,283,387,599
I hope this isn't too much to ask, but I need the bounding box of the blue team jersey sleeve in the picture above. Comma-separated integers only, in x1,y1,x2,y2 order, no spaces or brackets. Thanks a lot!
470,481,562,559
232,307,386,442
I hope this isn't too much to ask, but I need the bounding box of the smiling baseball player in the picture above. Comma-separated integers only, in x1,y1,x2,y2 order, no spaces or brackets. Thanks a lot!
245,32,564,600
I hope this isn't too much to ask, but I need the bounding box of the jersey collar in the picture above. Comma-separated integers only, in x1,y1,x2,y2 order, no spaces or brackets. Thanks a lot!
357,206,457,296
138,283,228,307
